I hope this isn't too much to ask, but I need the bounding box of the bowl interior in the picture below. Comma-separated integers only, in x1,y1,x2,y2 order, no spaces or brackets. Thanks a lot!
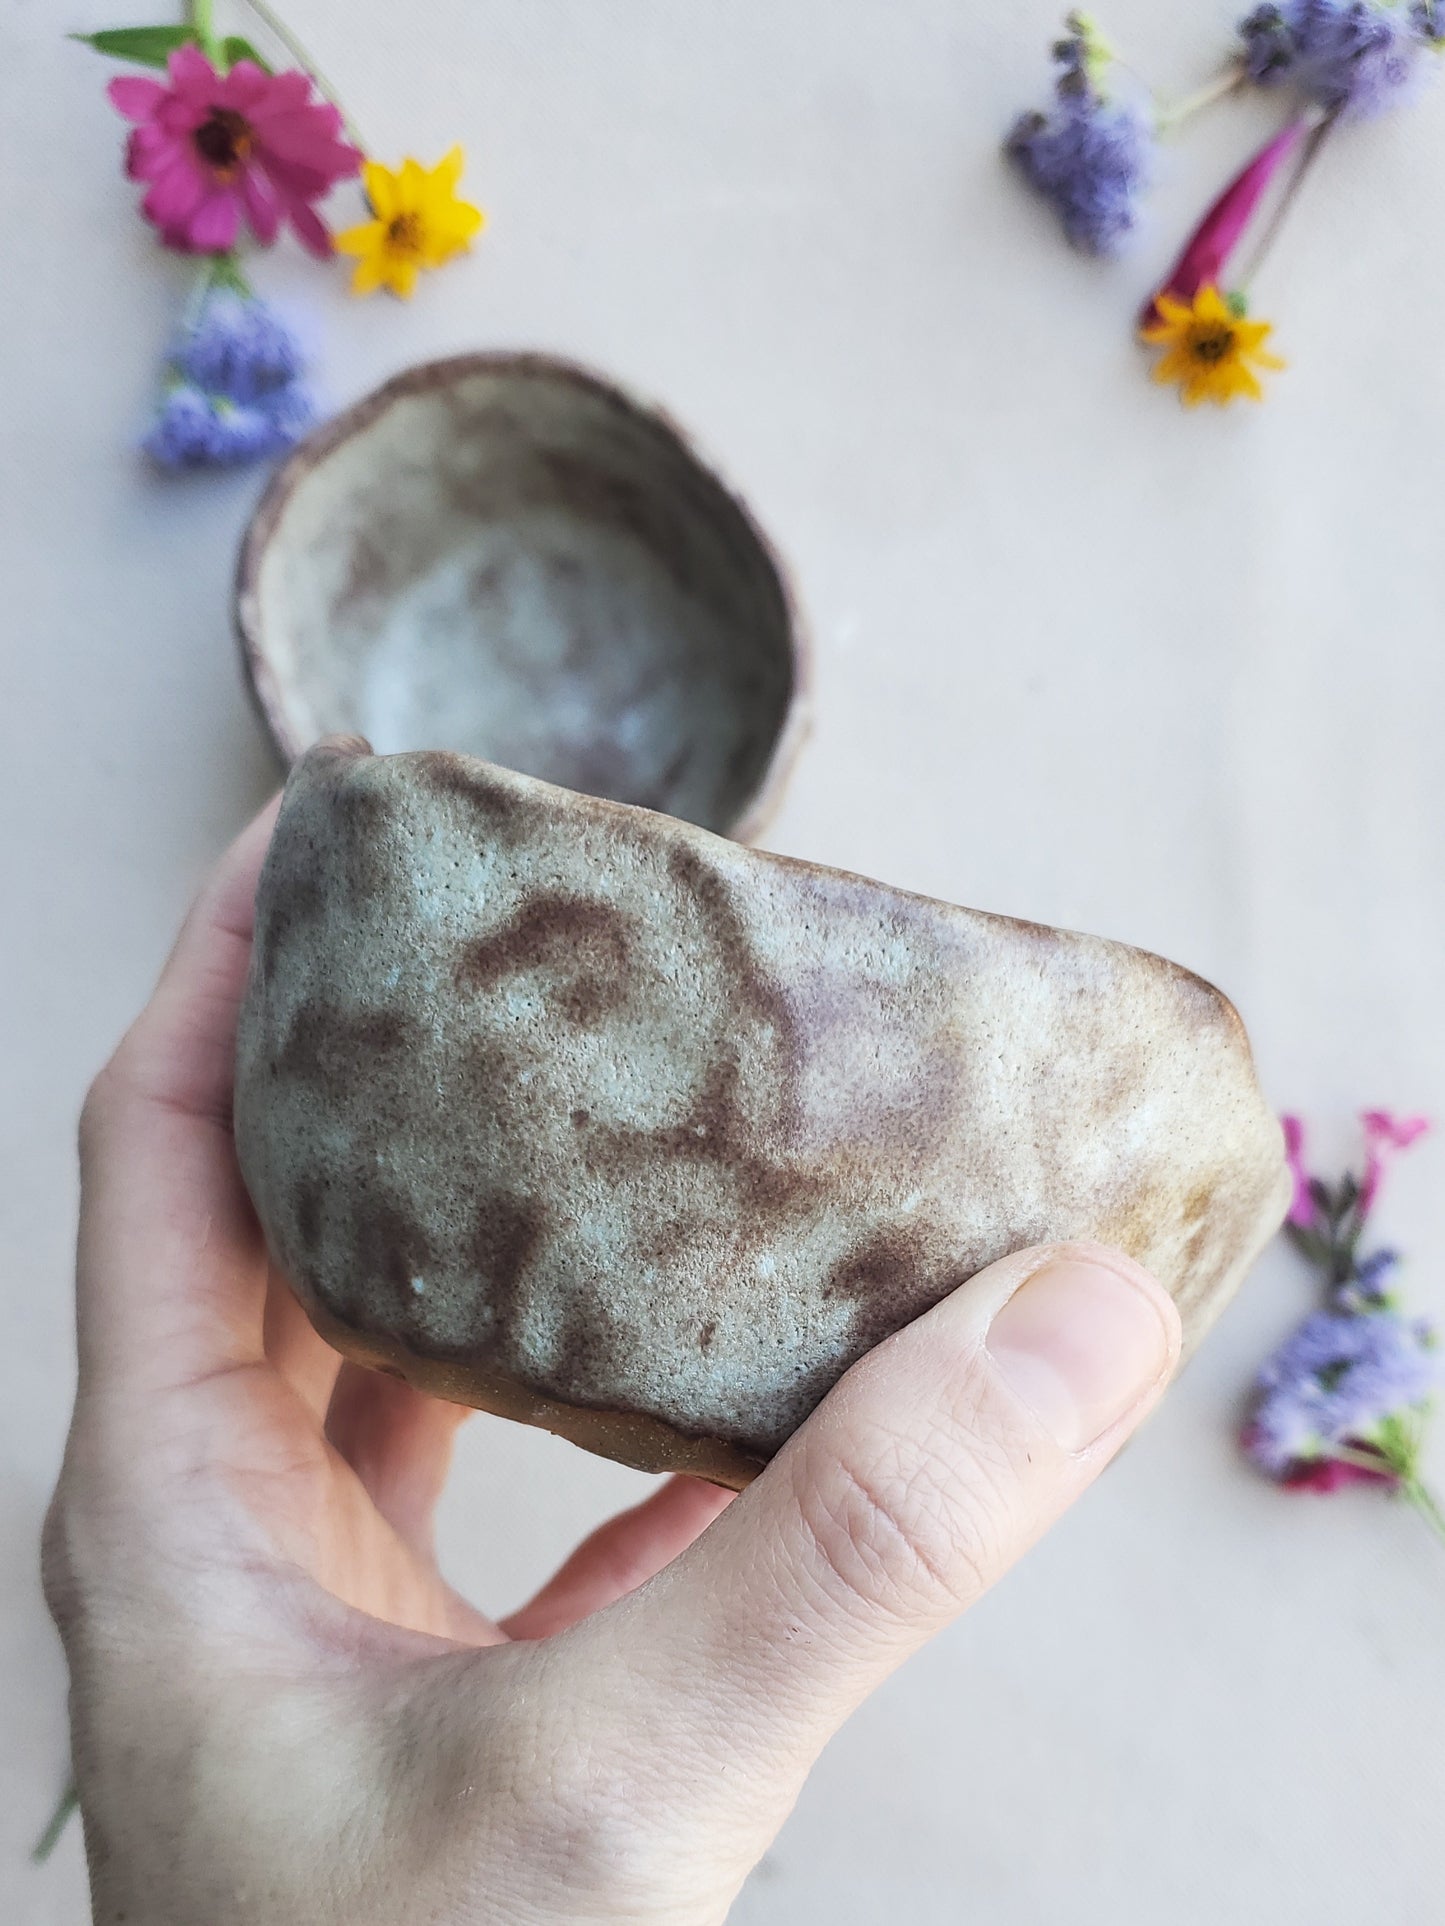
241,360,799,837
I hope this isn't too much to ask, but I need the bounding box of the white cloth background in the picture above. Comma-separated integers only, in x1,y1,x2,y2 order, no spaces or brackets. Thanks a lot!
4,3,1443,1919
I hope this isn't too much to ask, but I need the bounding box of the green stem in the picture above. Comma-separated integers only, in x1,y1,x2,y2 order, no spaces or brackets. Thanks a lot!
1329,1444,1396,1476
1405,1479,1445,1548
189,0,219,61
237,0,369,150
1236,112,1337,296
180,251,251,335
31,1782,78,1865
1156,64,1246,134
1326,1443,1445,1551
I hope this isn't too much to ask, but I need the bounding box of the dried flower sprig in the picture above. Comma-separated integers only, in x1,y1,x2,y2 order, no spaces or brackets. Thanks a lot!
145,278,314,468
1137,115,1327,406
1240,0,1445,118
75,0,489,470
1242,1112,1444,1543
1006,12,1156,256
1008,8,1442,405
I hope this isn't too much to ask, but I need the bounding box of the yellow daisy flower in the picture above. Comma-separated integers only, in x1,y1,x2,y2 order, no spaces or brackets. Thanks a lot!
1141,284,1285,408
336,147,485,298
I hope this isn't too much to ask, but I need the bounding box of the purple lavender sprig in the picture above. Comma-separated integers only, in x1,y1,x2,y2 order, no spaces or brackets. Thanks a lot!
1005,12,1156,256
1243,1111,1444,1542
1238,1,1445,119
144,269,314,473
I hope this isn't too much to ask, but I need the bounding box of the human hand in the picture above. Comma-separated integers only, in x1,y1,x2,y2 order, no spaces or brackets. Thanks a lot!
45,804,1181,1926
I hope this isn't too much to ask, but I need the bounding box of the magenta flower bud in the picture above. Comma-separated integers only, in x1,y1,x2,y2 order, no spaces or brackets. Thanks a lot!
1281,1113,1316,1228
1139,117,1311,330
1360,1109,1431,1213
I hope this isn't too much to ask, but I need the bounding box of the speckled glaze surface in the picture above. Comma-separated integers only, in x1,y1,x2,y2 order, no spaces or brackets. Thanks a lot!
234,739,1289,1487
235,354,807,843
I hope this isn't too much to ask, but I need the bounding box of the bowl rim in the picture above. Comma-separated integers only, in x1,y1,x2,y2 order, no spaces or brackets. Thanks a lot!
233,348,812,846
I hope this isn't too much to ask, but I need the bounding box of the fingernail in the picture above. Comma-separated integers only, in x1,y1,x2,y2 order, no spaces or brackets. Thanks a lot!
987,1257,1174,1454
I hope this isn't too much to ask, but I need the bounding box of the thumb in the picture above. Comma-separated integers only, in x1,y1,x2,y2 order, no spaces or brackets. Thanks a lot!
594,1242,1180,1813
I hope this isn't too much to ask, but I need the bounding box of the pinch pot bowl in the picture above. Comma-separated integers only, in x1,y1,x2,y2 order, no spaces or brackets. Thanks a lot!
234,740,1289,1489
236,354,807,841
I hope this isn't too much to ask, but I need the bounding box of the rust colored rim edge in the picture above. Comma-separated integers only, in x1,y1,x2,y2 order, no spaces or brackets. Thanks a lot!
234,349,813,846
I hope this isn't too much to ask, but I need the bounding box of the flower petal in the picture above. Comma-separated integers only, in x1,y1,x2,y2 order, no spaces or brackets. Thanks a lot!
429,144,466,192
334,219,385,258
256,116,361,181
218,60,272,111
284,195,335,259
187,190,243,253
1363,1111,1432,1151
125,123,180,181
362,161,400,220
387,257,420,298
141,158,210,231
238,165,282,246
440,201,484,245
167,44,221,97
349,252,389,296
106,75,167,121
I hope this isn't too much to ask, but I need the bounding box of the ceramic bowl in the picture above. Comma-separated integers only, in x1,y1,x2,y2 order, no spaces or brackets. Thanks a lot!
235,738,1289,1488
236,354,808,841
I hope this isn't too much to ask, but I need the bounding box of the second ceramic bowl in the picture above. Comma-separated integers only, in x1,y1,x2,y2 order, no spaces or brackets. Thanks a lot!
235,354,809,841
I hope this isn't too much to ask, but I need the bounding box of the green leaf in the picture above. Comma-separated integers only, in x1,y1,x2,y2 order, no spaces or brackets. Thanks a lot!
70,25,199,67
1285,1224,1332,1268
220,35,273,73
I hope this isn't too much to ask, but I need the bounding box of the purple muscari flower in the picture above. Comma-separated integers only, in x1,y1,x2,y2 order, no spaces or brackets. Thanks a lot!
1243,1308,1440,1481
1006,20,1155,256
176,291,307,406
1238,1,1439,118
1349,1247,1402,1305
143,383,302,471
145,290,315,472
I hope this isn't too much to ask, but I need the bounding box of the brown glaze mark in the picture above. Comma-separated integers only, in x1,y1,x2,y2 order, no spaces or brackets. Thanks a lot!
587,1054,825,1230
259,870,326,986
344,1191,439,1318
473,1193,546,1334
454,1033,523,1125
665,842,802,1106
824,1224,960,1357
413,751,524,835
328,776,395,904
276,1004,420,1098
1182,1182,1215,1226
456,894,632,1027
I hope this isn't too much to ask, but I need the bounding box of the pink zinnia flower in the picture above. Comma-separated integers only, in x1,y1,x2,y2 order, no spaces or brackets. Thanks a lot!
1360,1109,1431,1213
108,47,362,258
